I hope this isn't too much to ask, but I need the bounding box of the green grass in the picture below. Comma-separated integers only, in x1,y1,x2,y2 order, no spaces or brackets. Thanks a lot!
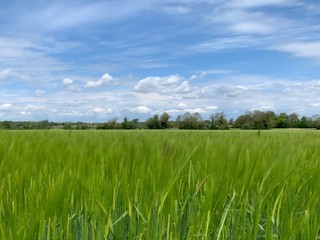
0,130,320,239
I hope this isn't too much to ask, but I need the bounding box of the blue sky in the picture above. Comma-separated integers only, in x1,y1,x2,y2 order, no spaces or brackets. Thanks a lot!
1,0,320,122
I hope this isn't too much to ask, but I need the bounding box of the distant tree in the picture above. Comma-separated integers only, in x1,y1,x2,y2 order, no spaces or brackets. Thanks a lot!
177,112,204,129
299,116,313,128
228,118,234,126
131,118,139,129
121,117,139,129
63,123,72,130
234,111,275,129
2,121,12,129
159,112,171,129
289,113,300,128
146,115,160,129
210,112,229,130
97,118,119,129
36,120,51,129
312,115,320,129
234,113,251,129
251,111,275,129
275,112,290,128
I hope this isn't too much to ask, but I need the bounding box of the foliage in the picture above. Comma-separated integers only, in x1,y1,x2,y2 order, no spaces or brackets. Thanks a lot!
176,112,206,129
2,110,320,131
1,130,320,239
146,112,171,129
210,112,229,130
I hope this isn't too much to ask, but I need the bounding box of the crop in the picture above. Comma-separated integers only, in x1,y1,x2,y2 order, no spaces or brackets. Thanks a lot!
0,130,319,239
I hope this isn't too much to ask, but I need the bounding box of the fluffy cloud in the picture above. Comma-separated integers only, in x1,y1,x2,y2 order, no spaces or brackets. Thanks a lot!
63,78,74,86
90,107,112,115
178,102,187,108
62,78,81,92
134,75,193,95
85,73,114,88
20,105,45,115
130,106,152,114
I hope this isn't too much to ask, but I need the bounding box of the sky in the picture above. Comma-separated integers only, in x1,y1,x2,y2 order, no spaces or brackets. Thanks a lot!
1,0,320,122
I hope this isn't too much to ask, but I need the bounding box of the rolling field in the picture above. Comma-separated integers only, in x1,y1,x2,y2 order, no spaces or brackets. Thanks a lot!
0,130,320,239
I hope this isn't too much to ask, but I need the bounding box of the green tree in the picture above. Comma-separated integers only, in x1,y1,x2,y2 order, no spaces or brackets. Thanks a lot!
210,112,229,130
121,117,139,129
146,115,160,129
177,112,204,129
159,112,171,129
275,112,290,128
289,113,300,128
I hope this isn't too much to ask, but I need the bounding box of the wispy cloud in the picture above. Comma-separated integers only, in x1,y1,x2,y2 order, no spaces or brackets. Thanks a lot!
274,41,320,60
226,0,298,8
0,103,12,110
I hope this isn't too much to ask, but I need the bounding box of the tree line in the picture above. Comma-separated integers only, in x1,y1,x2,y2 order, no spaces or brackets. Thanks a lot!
1,110,320,130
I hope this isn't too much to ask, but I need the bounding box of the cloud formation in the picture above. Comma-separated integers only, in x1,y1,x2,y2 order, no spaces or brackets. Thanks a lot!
85,74,114,88
0,0,320,121
134,75,193,95
0,103,12,110
130,106,152,114
274,41,320,60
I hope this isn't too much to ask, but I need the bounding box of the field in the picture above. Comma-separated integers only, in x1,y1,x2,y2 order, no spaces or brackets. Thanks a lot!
0,130,320,239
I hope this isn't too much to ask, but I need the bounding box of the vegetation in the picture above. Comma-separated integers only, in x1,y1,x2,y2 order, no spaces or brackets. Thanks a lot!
0,130,320,239
1,110,320,130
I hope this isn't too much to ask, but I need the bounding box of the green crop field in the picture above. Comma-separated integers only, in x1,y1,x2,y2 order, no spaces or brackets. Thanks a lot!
0,130,320,239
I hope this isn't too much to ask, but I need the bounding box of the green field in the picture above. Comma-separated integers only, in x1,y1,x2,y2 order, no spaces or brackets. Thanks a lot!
0,130,320,239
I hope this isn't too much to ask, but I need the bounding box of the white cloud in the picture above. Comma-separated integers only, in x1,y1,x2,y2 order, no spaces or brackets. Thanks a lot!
184,108,207,113
0,103,12,110
20,105,46,116
188,84,249,99
134,75,193,95
178,102,187,108
92,107,104,114
34,89,45,97
0,69,12,80
85,73,114,88
231,21,273,34
252,105,275,111
130,106,152,114
20,111,31,116
23,105,46,111
206,106,218,111
62,78,82,92
311,102,320,107
90,107,112,115
274,42,320,60
63,78,74,86
211,8,291,35
0,69,28,81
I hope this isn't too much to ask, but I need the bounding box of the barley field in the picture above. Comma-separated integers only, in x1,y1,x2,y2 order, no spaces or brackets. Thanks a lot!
0,130,320,239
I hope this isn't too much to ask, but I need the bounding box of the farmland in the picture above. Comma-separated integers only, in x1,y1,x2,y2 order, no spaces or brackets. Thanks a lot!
0,130,320,239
